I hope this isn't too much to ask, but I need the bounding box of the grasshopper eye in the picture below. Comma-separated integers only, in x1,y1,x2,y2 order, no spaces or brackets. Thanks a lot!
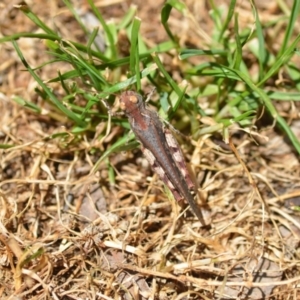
129,95,139,104
120,101,126,110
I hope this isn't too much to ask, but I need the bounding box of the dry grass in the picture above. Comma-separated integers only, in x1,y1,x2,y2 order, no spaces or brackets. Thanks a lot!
1,0,300,299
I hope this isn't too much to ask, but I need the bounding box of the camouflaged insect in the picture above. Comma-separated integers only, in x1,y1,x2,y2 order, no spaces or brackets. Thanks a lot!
119,90,203,221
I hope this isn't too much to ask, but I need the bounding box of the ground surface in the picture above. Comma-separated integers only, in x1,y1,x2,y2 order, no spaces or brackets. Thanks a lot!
1,0,300,299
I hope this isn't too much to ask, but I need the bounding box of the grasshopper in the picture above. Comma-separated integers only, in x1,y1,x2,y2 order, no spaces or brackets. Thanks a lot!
119,90,204,222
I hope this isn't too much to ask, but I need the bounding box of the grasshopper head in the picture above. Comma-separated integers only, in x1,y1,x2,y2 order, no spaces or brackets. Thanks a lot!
119,91,144,114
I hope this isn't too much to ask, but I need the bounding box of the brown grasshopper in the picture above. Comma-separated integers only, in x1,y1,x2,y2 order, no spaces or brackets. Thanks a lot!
119,90,203,222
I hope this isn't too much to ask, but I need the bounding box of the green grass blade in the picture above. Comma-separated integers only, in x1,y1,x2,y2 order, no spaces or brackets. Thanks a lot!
87,0,117,59
161,0,186,43
95,64,158,99
232,13,242,69
218,0,236,42
63,0,90,35
231,67,300,153
91,135,138,174
0,144,15,149
258,34,300,86
152,53,181,96
252,2,267,81
0,33,111,63
12,40,86,127
12,96,42,113
118,5,137,30
16,3,56,35
129,17,142,90
278,0,300,57
179,49,227,60
87,27,101,59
